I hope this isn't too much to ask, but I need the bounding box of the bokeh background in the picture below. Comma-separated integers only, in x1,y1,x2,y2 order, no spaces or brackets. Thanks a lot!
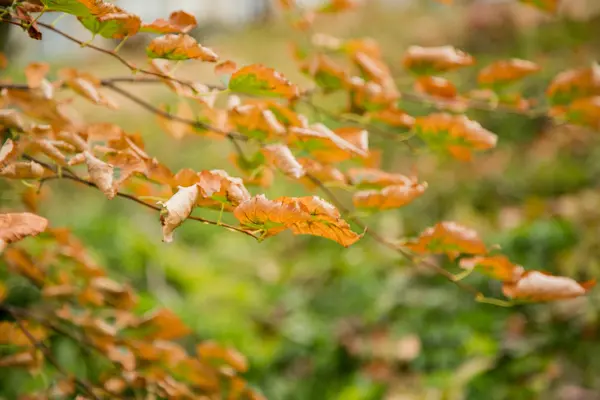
2,0,600,399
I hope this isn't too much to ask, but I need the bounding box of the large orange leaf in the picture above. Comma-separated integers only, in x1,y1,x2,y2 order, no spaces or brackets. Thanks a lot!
0,212,48,253
547,63,600,106
459,255,524,282
229,102,287,140
403,46,474,75
405,221,487,259
234,195,361,246
147,34,218,62
503,271,595,301
229,64,300,99
478,59,540,87
261,144,305,179
141,10,197,34
413,113,497,161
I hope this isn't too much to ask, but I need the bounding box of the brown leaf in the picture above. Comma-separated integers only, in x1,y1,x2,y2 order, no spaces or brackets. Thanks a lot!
403,45,474,74
460,255,524,282
84,151,117,199
261,144,305,179
0,139,19,166
289,124,368,163
0,351,40,369
197,341,248,372
159,185,199,243
0,161,46,180
90,277,137,309
107,345,136,371
0,109,30,132
147,34,218,62
353,182,427,211
0,213,48,252
405,221,487,259
478,59,540,86
24,62,50,89
503,271,596,301
58,68,118,109
141,10,198,34
196,169,251,210
229,64,300,99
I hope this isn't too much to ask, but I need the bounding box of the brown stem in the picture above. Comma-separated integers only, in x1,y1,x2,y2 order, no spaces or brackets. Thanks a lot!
4,307,101,400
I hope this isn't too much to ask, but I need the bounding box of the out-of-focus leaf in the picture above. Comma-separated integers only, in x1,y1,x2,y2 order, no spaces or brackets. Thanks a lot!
159,185,199,243
353,180,427,210
318,0,357,13
58,68,118,109
366,107,415,130
24,62,50,89
141,10,198,34
197,341,248,372
156,102,194,139
229,64,300,99
413,113,497,161
0,321,47,346
0,161,46,180
78,2,141,39
547,63,600,106
403,45,474,75
559,96,600,129
147,34,218,62
415,76,458,99
459,255,524,282
135,308,192,340
261,144,305,179
301,54,349,92
478,59,540,87
405,221,487,259
0,212,48,253
518,0,558,13
503,271,596,301
0,139,19,166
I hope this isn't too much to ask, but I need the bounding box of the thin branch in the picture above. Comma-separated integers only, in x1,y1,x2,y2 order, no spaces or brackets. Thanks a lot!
4,307,101,400
24,156,260,240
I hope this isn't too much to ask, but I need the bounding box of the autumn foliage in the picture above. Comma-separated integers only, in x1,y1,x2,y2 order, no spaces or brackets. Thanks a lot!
0,0,598,398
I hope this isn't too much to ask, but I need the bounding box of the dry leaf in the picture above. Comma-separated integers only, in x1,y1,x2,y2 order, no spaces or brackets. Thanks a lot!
159,185,199,243
147,34,218,62
415,76,458,99
478,59,540,86
460,255,524,282
405,221,487,259
24,62,50,89
0,161,46,180
141,10,198,34
197,341,248,372
84,151,116,199
503,271,595,301
261,144,305,179
403,45,474,74
0,212,48,252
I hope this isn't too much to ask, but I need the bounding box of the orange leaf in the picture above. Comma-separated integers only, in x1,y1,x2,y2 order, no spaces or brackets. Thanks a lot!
141,10,198,34
261,144,305,179
298,158,346,188
24,62,50,89
0,161,46,180
318,0,357,13
76,0,141,39
215,60,238,77
84,151,117,199
403,45,474,75
289,124,368,163
352,52,398,98
353,182,427,210
518,0,558,13
415,76,458,99
0,212,48,252
347,168,415,189
147,34,218,62
0,321,47,346
136,308,192,340
0,139,19,166
478,59,540,87
58,68,118,109
3,247,45,284
195,169,251,210
229,64,300,99
157,102,194,139
405,221,487,259
459,255,524,282
547,63,600,106
366,107,415,130
503,271,595,301
413,113,497,161
197,341,248,372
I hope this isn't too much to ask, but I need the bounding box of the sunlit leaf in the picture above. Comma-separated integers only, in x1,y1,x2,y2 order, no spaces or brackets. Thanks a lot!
459,255,525,282
413,113,497,161
353,182,427,210
229,64,300,99
403,45,474,75
261,144,305,179
503,271,595,301
147,34,218,62
159,185,199,243
78,2,141,39
405,221,487,259
141,10,198,34
478,59,540,87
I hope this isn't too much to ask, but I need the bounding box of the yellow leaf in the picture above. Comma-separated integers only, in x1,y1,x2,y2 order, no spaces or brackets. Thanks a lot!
261,144,305,179
141,10,198,34
503,271,596,301
147,34,218,62
0,321,47,346
159,185,199,243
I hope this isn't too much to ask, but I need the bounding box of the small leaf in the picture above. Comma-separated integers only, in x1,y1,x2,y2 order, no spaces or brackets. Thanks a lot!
289,124,368,163
141,10,198,34
0,212,48,252
159,185,199,243
147,34,218,62
503,271,595,301
403,45,474,75
0,139,19,166
366,107,415,130
478,59,540,87
459,255,525,282
229,64,300,99
405,221,487,260
261,144,305,179
84,151,117,199
58,68,118,109
195,170,251,210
